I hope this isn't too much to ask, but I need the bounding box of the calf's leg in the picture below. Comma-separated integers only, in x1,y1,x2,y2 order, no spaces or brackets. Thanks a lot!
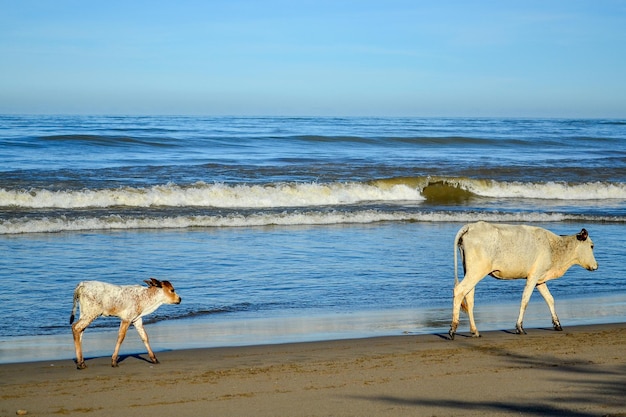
71,315,97,370
111,320,131,367
133,318,159,364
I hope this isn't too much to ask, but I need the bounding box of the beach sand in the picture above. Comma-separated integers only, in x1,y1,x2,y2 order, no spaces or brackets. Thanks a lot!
1,323,624,417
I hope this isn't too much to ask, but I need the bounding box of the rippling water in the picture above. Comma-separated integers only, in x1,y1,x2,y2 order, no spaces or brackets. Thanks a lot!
1,116,624,362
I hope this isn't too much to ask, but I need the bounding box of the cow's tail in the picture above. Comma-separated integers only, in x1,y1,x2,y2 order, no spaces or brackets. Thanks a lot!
69,282,82,325
454,225,469,313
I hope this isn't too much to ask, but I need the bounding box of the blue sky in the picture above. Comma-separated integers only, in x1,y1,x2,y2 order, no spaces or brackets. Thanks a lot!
1,1,625,117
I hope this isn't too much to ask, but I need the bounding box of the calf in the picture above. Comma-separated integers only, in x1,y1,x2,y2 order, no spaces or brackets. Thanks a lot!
70,278,181,369
449,222,597,340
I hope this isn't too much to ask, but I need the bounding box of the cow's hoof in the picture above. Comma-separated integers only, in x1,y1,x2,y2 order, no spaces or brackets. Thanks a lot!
76,362,87,370
471,332,481,338
553,322,563,331
111,362,119,368
515,326,527,335
448,330,456,341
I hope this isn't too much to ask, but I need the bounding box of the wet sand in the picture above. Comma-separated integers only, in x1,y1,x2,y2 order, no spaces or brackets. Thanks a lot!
1,323,624,417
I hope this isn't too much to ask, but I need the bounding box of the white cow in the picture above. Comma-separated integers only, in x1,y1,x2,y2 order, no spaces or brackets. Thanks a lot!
449,221,597,340
70,278,182,369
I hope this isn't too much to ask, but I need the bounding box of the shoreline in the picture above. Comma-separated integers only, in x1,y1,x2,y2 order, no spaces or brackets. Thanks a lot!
1,322,625,417
2,292,625,365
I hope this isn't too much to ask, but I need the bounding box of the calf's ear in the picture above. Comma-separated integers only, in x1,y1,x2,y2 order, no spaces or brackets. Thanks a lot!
576,228,588,241
144,277,163,288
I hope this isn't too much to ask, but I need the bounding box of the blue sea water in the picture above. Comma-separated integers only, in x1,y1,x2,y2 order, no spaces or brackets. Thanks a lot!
1,116,625,363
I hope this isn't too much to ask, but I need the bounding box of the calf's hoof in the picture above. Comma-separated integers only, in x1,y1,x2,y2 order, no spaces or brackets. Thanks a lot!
448,330,456,341
76,361,87,370
515,325,527,335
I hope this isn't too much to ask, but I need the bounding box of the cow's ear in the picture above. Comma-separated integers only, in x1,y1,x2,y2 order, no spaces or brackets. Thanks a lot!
577,228,588,241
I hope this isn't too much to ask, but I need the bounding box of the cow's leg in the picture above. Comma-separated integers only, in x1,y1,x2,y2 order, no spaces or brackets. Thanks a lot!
71,315,96,370
111,320,131,367
536,283,562,331
450,283,465,340
450,274,482,340
133,318,159,364
515,279,539,334
465,288,480,337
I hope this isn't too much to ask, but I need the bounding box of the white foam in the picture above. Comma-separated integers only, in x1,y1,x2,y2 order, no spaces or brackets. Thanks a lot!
462,179,626,200
0,210,590,234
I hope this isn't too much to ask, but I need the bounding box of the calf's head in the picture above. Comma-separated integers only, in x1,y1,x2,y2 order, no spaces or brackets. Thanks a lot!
575,228,598,271
145,278,182,304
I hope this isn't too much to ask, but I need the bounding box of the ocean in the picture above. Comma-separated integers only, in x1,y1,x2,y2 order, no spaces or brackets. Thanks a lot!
1,116,625,363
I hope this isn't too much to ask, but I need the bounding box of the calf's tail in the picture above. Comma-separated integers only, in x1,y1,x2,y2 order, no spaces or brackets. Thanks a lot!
69,283,82,325
454,225,469,313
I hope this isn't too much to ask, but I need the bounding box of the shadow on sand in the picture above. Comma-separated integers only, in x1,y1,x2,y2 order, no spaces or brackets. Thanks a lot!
77,351,169,368
348,333,626,417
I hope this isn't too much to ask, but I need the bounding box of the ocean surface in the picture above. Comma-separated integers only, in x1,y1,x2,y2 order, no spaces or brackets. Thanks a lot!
1,116,625,363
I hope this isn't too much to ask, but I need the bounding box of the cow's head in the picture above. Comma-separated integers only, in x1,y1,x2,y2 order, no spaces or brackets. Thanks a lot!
575,228,598,271
145,278,182,304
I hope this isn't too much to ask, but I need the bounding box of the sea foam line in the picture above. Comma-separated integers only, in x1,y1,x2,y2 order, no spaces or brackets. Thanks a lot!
1,210,608,234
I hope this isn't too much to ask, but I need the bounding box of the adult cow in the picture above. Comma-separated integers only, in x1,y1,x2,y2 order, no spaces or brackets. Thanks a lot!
449,221,597,340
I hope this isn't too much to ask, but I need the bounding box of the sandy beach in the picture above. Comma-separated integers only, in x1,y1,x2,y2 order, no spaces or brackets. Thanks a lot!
1,323,624,417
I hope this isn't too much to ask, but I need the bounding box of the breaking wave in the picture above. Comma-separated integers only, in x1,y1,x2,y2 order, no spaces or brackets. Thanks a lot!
372,177,626,202
2,177,625,210
0,181,423,209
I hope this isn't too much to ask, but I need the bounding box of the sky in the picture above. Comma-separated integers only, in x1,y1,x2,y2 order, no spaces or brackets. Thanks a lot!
1,1,625,117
